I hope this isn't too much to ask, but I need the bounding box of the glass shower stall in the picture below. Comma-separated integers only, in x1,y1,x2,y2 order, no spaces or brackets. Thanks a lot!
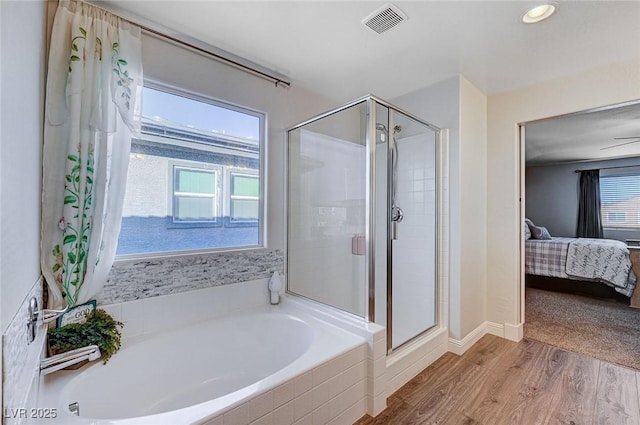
286,96,439,352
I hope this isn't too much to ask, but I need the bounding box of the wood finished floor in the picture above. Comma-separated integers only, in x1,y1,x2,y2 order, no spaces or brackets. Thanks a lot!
355,335,640,425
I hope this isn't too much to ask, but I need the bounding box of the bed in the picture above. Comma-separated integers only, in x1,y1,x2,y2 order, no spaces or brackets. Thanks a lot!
525,232,637,298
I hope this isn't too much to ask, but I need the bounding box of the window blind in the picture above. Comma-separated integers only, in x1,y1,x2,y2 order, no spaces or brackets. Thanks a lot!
600,174,640,228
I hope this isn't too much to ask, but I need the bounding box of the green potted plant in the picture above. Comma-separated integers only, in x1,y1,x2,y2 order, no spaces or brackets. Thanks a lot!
47,309,124,365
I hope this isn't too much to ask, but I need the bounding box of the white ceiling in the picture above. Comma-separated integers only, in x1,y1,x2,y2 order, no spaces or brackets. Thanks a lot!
525,101,640,165
97,1,640,164
99,1,640,103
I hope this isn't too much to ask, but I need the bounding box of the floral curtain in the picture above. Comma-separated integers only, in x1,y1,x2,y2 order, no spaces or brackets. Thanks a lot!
41,0,143,308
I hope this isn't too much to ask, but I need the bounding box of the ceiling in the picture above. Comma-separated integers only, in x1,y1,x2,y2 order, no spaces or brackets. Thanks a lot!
525,101,640,165
98,1,640,103
97,1,640,163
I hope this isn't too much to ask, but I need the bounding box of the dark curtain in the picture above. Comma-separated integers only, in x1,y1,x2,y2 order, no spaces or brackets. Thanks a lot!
577,169,603,238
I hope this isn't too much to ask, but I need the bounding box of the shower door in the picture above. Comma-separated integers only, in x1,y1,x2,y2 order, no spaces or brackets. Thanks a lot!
387,109,437,350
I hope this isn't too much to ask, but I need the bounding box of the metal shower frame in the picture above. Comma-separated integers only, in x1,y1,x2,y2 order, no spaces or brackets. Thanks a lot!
285,94,441,353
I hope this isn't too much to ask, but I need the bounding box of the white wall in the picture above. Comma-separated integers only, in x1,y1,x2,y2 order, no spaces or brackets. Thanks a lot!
1,0,46,412
1,0,4,408
393,76,488,341
458,77,488,338
1,0,45,336
487,58,640,329
526,156,640,240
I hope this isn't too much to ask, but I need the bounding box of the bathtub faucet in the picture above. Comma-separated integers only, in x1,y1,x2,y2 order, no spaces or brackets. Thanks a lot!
40,345,101,376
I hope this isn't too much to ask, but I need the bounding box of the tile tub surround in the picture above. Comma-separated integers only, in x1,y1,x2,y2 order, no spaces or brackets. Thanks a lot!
202,344,369,425
99,249,284,305
2,278,46,425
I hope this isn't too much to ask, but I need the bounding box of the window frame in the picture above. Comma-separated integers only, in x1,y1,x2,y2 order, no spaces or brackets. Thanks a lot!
115,80,267,261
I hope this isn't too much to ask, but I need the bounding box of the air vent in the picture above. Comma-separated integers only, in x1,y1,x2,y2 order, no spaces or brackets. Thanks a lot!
362,3,407,34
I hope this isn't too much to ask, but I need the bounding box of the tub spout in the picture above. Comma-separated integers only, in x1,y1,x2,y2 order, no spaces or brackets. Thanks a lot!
268,271,283,305
40,345,101,376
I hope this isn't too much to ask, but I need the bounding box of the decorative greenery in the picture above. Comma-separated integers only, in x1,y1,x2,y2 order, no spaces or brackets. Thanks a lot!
52,144,94,306
47,309,124,364
111,41,134,110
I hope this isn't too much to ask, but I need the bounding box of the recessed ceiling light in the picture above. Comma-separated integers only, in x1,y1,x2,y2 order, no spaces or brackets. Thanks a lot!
522,4,557,24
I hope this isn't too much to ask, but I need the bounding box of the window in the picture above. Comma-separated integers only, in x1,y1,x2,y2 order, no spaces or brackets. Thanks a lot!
173,166,219,223
117,85,264,256
600,173,640,229
228,171,259,224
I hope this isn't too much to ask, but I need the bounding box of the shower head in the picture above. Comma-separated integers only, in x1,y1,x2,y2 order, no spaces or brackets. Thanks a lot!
375,123,388,132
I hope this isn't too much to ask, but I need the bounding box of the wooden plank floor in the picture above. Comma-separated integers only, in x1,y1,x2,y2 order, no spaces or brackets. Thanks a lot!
355,335,640,425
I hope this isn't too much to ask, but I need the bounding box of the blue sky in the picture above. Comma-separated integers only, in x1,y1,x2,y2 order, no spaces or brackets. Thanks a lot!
142,87,260,140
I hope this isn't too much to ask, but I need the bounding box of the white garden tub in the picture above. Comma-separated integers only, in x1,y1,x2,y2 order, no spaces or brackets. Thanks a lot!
36,299,369,425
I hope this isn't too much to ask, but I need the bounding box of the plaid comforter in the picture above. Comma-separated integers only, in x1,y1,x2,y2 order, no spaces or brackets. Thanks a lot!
525,237,574,279
525,237,637,297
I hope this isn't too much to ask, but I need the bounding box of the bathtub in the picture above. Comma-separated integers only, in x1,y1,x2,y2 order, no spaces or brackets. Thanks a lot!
35,298,371,425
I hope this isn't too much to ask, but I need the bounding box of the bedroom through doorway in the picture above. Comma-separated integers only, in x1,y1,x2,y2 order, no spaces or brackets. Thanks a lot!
520,100,640,369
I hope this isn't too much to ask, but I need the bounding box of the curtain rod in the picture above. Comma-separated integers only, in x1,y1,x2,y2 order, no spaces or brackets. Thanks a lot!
85,1,291,88
574,164,640,173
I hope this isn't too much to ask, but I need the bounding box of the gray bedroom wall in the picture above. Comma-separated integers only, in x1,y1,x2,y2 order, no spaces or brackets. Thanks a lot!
525,156,640,241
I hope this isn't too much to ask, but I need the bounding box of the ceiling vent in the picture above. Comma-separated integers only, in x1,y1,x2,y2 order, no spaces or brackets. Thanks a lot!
362,3,407,34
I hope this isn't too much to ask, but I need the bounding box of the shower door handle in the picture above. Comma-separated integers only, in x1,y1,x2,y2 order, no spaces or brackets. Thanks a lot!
391,221,399,240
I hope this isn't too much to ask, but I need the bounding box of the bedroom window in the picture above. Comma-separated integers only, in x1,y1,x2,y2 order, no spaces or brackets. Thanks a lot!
600,173,640,229
117,85,265,256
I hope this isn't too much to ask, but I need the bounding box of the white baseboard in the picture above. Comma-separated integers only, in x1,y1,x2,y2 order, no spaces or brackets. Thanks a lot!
486,321,504,337
448,322,488,355
504,322,523,341
447,320,523,355
484,321,523,341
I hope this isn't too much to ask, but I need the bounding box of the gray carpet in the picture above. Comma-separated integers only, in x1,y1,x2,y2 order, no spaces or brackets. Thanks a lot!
525,288,640,370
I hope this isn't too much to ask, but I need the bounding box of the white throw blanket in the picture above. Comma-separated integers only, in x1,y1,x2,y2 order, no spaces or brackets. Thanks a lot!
566,238,633,291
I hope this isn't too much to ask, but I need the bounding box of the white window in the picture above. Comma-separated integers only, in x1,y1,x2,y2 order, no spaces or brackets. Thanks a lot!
600,173,640,229
172,166,219,223
227,171,259,225
117,85,265,256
